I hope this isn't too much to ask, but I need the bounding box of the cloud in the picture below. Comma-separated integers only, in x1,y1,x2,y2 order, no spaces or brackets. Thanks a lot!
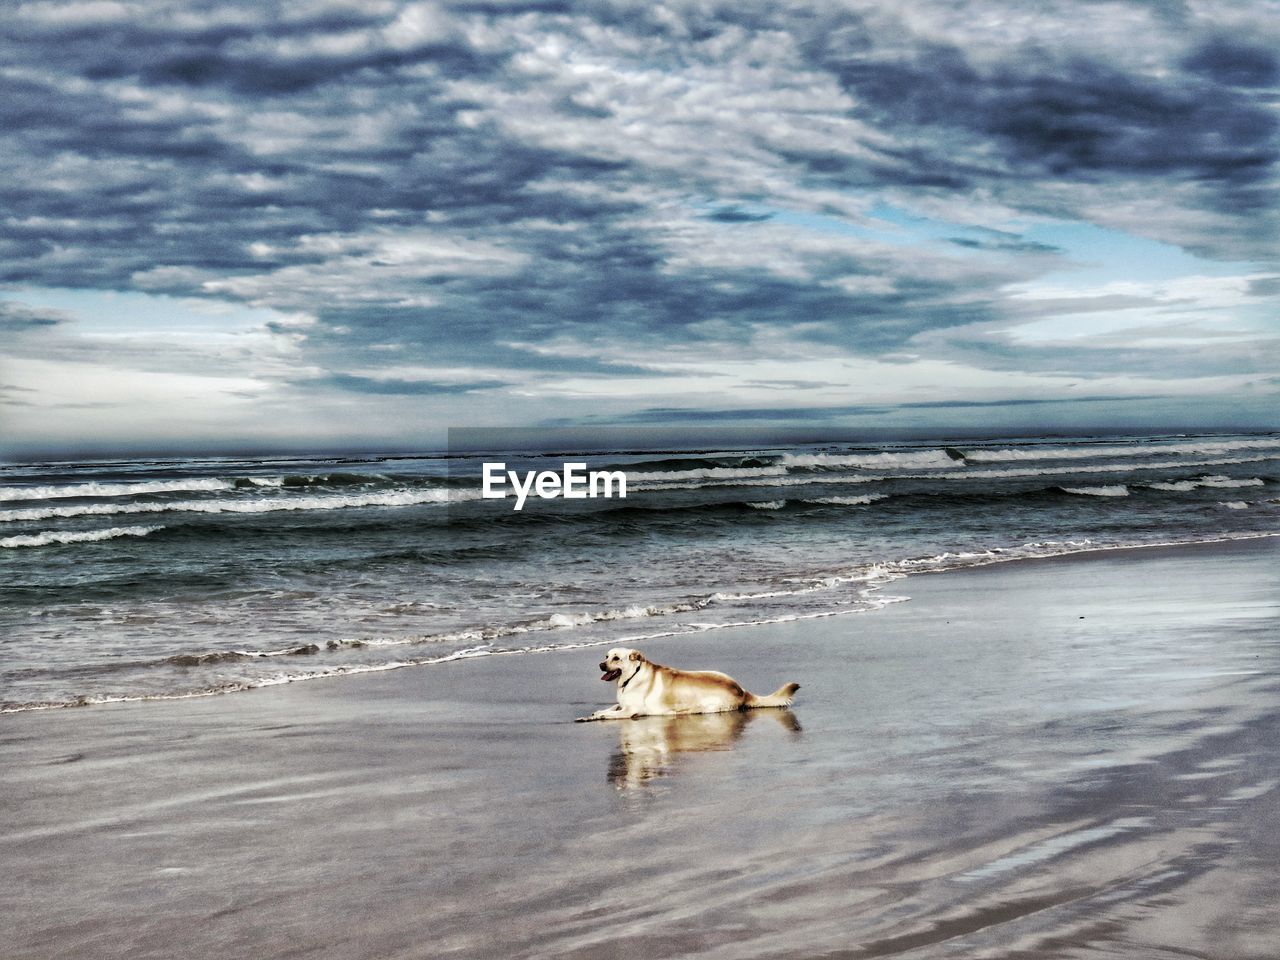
704,206,774,223
0,382,37,407
0,301,72,331
0,0,1276,448
1183,36,1279,88
802,10,1278,258
306,372,506,394
604,394,1177,424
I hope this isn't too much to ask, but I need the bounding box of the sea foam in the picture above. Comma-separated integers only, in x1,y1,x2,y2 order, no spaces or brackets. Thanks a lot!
803,494,887,506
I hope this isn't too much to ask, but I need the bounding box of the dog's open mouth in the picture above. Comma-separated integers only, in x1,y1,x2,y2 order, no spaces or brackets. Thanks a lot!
601,668,622,682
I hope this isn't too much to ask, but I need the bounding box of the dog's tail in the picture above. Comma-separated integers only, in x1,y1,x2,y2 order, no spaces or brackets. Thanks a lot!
746,682,800,709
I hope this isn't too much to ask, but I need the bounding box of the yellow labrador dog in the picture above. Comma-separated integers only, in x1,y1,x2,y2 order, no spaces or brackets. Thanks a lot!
576,647,799,721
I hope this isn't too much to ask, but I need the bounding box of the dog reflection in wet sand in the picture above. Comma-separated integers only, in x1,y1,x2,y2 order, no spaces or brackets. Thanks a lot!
607,710,801,790
576,647,800,721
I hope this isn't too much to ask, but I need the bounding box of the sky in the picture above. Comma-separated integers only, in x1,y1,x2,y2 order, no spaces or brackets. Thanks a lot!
1,0,1278,457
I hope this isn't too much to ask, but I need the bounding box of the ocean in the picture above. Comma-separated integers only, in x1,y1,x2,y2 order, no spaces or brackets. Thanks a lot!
2,433,1278,713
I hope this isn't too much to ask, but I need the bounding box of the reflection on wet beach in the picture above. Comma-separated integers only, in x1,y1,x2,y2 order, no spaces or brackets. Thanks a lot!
607,709,802,791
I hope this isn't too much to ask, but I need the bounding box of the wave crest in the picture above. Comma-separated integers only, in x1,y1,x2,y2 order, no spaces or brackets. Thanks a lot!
1,478,233,502
1058,485,1130,497
0,525,164,549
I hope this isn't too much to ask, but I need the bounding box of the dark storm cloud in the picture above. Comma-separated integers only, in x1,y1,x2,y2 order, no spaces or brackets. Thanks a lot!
1,0,1277,407
803,22,1279,242
1183,37,1279,88
833,50,1275,184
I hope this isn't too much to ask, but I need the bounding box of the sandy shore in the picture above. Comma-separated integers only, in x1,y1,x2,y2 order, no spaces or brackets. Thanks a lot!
3,537,1279,959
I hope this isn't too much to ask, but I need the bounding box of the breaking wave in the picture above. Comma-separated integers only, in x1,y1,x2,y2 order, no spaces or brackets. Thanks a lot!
1059,485,1131,497
1145,475,1265,492
0,525,164,549
781,450,957,470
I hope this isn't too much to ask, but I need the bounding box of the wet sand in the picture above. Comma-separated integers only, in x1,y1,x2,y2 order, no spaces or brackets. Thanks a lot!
3,537,1279,959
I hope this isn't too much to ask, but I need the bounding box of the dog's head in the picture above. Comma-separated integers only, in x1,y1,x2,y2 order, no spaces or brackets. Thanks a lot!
598,647,644,682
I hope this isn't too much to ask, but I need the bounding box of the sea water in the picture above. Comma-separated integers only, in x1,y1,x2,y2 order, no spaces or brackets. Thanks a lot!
2,433,1277,710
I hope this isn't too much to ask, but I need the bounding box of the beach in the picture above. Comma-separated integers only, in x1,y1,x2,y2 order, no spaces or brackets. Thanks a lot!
6,0,1279,954
3,536,1279,959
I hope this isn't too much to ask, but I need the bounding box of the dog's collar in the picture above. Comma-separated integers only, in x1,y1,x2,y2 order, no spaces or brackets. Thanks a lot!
620,663,643,689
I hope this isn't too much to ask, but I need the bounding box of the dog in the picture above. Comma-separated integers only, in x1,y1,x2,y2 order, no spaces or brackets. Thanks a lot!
576,647,799,721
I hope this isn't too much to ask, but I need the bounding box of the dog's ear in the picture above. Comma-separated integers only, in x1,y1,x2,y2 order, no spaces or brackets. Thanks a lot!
629,651,644,662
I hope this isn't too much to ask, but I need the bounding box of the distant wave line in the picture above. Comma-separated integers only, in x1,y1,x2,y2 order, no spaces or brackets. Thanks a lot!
0,489,477,523
962,437,1280,463
627,454,1277,490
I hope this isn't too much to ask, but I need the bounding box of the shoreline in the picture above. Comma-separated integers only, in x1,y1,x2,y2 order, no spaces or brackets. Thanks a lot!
5,530,1277,717
4,535,1279,959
